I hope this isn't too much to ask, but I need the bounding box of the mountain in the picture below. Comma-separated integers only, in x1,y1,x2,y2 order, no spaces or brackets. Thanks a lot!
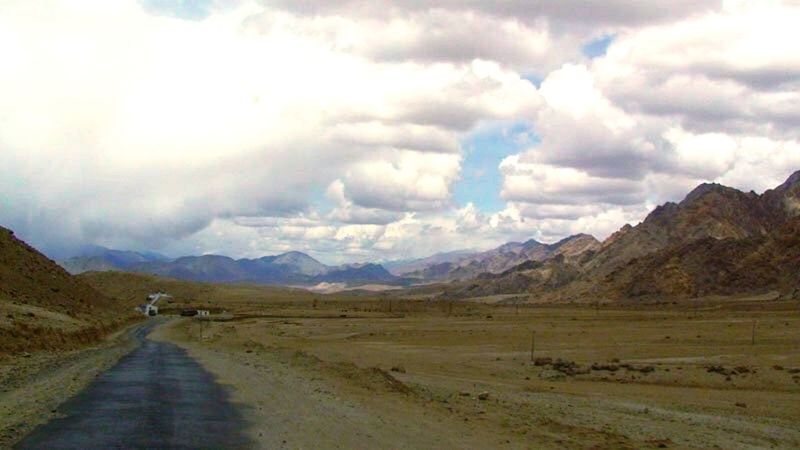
265,251,328,276
314,263,397,284
383,249,477,276
404,234,600,281
439,170,800,301
583,183,778,277
0,227,136,354
600,218,800,299
91,251,402,287
59,246,168,274
593,170,800,299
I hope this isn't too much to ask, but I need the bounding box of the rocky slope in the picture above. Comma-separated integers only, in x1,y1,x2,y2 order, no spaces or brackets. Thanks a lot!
404,234,600,281
601,217,800,299
0,227,137,354
383,249,477,276
440,170,800,301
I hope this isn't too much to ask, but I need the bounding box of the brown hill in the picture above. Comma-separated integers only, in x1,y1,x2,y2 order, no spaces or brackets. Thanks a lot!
601,217,800,299
439,170,800,301
77,271,355,313
585,183,779,277
0,227,138,354
406,234,600,281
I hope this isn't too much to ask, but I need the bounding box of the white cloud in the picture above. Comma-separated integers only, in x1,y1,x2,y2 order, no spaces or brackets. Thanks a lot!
1,0,799,264
594,1,800,134
0,0,539,257
493,2,800,243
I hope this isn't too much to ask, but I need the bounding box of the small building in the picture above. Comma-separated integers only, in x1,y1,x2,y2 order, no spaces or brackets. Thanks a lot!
136,303,158,316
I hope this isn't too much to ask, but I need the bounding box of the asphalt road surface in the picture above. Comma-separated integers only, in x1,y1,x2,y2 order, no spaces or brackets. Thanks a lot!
16,322,251,449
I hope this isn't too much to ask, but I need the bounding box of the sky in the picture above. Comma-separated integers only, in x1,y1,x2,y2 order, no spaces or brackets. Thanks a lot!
1,0,800,264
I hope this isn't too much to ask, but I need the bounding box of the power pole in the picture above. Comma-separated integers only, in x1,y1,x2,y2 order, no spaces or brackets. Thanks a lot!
530,330,536,362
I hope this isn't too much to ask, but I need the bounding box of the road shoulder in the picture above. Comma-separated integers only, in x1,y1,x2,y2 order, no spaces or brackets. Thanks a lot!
0,320,147,448
153,318,526,449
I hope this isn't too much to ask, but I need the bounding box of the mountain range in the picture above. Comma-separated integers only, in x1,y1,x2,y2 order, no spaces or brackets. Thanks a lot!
382,249,477,276
397,234,600,281
438,170,800,301
58,234,603,287
60,247,168,274
55,170,800,298
60,249,399,287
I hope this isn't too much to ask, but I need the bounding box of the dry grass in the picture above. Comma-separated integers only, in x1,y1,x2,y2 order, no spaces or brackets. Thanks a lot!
167,292,800,448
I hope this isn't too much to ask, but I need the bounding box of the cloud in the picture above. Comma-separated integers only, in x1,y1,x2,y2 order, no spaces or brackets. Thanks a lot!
0,0,538,257
1,0,799,264
518,64,664,179
264,0,722,29
494,2,800,242
594,1,800,135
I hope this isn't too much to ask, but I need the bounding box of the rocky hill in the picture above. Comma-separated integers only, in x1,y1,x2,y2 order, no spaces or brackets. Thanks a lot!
383,249,477,276
403,234,600,281
439,170,800,301
600,218,800,299
0,227,138,354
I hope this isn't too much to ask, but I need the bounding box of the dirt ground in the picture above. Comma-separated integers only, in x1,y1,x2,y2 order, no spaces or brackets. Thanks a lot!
157,295,800,449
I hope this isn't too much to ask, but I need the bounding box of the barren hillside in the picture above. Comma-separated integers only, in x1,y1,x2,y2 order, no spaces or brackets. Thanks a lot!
0,227,138,354
438,170,800,301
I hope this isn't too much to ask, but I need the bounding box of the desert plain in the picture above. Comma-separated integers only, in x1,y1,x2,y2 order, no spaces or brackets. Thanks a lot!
152,286,800,449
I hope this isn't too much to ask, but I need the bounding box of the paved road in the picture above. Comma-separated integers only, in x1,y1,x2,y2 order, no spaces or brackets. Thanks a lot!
16,322,251,449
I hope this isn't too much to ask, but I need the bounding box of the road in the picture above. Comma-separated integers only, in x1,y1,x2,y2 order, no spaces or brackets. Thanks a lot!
16,321,251,449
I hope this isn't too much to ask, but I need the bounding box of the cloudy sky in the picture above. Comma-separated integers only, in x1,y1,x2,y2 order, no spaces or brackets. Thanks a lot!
2,0,800,263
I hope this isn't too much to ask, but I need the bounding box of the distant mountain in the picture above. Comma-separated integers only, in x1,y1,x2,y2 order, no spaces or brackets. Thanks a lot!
59,246,168,274
265,251,328,276
314,263,397,284
404,234,600,281
383,249,477,276
440,170,800,301
62,249,402,287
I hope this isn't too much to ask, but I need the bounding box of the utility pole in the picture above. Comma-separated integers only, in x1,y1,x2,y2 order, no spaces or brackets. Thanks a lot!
751,320,757,345
530,330,536,362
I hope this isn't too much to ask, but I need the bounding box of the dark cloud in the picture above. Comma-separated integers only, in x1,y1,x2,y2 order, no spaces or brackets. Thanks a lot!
263,0,722,28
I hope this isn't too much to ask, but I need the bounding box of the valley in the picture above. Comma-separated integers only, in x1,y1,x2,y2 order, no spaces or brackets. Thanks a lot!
5,3,800,447
2,173,800,448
